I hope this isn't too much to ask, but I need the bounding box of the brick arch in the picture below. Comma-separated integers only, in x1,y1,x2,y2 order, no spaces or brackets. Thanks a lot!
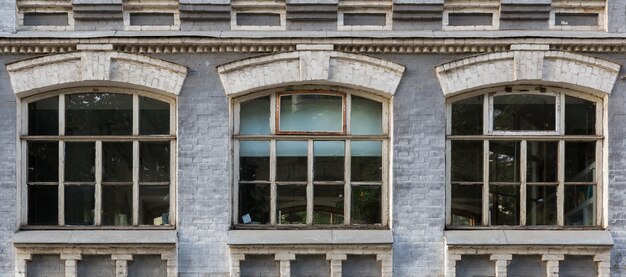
435,45,621,97
217,49,405,98
6,50,187,98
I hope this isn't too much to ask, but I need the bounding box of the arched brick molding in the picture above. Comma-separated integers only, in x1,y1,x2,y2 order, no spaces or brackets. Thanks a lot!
435,45,620,97
6,48,187,97
217,49,405,97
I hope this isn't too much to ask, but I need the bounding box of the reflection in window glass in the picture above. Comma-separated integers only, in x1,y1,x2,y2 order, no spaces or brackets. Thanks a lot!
103,142,132,182
489,141,520,182
314,141,344,181
239,183,270,224
29,96,58,135
527,141,557,183
65,185,95,225
276,141,307,181
66,93,132,135
451,183,482,226
140,142,170,182
565,96,596,135
493,95,556,131
280,94,343,132
527,185,557,225
351,141,382,182
565,142,595,182
140,185,169,225
140,96,170,135
451,141,483,182
65,142,95,182
351,186,381,224
351,96,382,135
239,141,270,181
451,95,483,135
313,185,344,224
102,185,132,226
240,96,270,135
277,185,307,224
489,185,520,225
565,185,595,226
28,142,58,182
28,185,58,225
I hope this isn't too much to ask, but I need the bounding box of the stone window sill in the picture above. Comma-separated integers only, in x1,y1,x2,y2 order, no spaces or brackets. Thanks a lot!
228,230,392,245
445,230,613,246
13,230,177,244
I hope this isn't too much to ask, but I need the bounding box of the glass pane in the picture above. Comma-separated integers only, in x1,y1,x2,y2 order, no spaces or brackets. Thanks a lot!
280,94,343,132
239,183,270,224
351,141,382,182
527,141,558,183
28,185,58,225
140,96,170,135
451,183,482,226
29,96,58,135
489,141,520,182
276,141,307,181
102,185,132,226
139,185,170,225
451,141,483,182
240,96,270,135
565,142,595,182
526,185,557,225
277,184,307,224
489,185,520,225
140,142,170,182
451,95,483,135
314,141,344,181
28,142,58,182
565,185,596,226
239,141,270,181
66,93,132,135
103,142,132,182
65,142,95,182
351,186,381,224
351,96,382,135
493,95,556,131
313,185,344,224
65,185,95,225
565,96,596,135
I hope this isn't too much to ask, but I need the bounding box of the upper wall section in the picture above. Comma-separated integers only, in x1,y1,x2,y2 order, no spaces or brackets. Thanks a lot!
435,44,620,97
12,0,610,32
6,45,187,97
217,46,405,97
0,0,16,33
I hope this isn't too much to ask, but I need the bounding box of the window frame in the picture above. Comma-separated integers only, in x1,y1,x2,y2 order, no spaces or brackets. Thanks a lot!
445,86,604,229
232,88,390,228
18,87,177,229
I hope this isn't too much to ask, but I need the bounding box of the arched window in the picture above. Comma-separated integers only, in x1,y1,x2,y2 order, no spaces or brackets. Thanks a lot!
233,90,389,227
23,88,175,227
447,87,602,227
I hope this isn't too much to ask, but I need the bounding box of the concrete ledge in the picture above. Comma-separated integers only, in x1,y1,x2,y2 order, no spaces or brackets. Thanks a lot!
228,230,393,245
445,230,614,246
13,230,177,244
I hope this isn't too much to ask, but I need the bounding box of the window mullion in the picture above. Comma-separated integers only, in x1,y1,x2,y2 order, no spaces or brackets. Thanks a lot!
59,94,65,136
346,94,352,135
484,93,491,134
233,141,240,225
306,139,313,225
270,93,276,135
58,140,65,226
94,140,102,226
381,139,389,226
344,139,351,225
133,94,139,136
557,140,565,226
132,140,139,226
595,140,603,226
482,140,490,226
520,140,527,226
559,93,565,136
270,140,277,225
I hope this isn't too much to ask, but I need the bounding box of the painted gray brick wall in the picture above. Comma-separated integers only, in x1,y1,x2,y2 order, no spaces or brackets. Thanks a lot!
0,0,15,33
128,255,167,277
27,255,64,277
76,255,115,277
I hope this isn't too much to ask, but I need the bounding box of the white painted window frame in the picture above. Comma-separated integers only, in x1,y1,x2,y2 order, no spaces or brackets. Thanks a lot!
549,8,606,31
123,11,181,31
232,89,390,227
231,9,287,31
17,10,75,31
445,87,604,228
17,87,177,228
442,9,500,31
337,9,393,31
